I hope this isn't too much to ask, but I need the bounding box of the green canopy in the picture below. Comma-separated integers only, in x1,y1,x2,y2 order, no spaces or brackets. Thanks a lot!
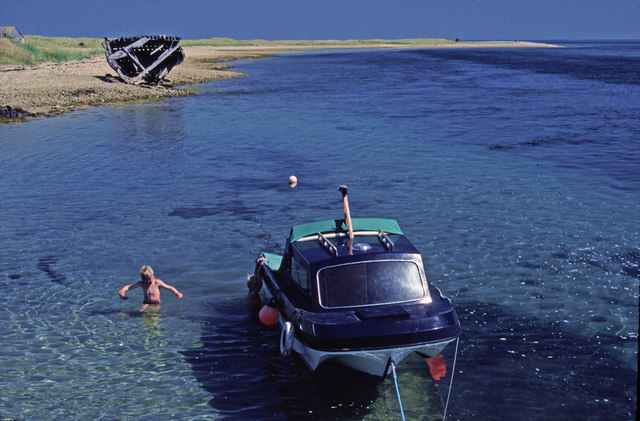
289,218,403,242
261,252,283,271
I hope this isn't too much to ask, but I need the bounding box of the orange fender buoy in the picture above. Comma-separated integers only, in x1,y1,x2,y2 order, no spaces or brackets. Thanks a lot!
259,303,279,326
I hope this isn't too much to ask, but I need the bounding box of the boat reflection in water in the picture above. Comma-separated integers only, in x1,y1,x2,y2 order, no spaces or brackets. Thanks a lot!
427,354,447,382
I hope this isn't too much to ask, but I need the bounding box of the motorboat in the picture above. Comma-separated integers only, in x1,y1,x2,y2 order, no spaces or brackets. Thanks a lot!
257,186,460,378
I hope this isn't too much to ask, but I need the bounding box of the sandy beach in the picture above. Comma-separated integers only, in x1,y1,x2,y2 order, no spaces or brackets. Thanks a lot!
0,42,558,121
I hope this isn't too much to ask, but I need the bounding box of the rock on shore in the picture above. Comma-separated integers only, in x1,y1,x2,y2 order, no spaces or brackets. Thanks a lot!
0,105,30,118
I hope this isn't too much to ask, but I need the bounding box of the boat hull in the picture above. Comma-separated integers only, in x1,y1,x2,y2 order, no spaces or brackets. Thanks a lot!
292,334,455,378
103,36,184,85
262,263,459,378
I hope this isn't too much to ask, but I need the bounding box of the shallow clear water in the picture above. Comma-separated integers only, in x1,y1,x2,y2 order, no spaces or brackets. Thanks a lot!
1,42,638,420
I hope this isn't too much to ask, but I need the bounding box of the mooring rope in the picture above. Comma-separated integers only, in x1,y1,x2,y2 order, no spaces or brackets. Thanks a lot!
390,360,406,421
442,337,460,421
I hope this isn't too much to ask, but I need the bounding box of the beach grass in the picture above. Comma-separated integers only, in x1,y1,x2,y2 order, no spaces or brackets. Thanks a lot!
0,35,104,66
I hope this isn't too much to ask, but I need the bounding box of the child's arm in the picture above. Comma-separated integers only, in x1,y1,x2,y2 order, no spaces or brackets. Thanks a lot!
158,280,183,299
118,281,142,297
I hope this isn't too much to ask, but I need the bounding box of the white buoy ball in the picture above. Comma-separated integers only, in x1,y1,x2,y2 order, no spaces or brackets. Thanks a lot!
288,175,298,187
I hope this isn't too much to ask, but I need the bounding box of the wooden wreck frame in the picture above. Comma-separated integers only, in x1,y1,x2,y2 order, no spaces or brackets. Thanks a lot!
103,36,185,85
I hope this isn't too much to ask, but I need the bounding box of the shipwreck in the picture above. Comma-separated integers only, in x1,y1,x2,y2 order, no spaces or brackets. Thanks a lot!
103,36,185,85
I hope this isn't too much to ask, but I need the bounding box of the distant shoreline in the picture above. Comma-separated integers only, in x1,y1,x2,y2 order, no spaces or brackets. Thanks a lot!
0,40,560,123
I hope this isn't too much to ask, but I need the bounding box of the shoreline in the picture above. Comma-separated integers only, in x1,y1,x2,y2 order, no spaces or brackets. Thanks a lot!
0,41,559,123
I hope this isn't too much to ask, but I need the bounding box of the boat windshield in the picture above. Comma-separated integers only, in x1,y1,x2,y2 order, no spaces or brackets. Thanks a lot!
317,260,425,308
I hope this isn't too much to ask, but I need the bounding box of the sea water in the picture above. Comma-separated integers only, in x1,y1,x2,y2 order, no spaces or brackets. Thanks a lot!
0,41,638,420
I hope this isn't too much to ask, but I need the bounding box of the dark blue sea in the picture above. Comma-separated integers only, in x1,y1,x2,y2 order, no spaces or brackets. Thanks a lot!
1,41,638,420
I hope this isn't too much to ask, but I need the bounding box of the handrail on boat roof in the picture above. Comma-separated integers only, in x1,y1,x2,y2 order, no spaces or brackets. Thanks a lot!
317,232,338,256
377,229,395,251
296,230,381,242
290,218,403,243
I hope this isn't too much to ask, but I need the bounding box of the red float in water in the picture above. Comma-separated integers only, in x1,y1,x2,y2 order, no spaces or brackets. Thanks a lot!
259,304,279,325
426,354,447,381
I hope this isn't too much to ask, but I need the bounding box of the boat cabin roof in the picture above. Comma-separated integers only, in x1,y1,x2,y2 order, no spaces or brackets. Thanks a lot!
288,218,421,268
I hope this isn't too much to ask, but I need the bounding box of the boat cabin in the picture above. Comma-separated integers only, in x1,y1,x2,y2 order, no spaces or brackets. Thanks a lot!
265,218,433,313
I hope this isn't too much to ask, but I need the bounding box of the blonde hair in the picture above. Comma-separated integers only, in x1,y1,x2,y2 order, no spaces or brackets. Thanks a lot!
140,265,154,281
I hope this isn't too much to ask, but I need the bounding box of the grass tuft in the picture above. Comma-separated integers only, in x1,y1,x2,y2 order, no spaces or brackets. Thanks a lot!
0,35,103,66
